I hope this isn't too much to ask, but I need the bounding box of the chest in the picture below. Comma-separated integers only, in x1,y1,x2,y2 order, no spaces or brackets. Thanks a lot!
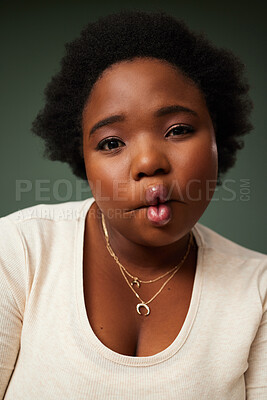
83,241,197,357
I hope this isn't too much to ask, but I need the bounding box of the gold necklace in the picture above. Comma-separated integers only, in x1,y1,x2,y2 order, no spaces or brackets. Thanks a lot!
101,213,193,316
102,214,182,288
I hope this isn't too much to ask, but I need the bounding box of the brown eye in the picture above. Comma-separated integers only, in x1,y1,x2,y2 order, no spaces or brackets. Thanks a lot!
104,140,120,150
97,137,125,151
166,124,194,137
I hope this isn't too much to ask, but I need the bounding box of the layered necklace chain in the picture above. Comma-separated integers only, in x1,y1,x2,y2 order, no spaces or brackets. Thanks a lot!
101,213,193,316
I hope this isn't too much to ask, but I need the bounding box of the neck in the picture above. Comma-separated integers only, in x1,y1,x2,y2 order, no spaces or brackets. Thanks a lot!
99,212,195,280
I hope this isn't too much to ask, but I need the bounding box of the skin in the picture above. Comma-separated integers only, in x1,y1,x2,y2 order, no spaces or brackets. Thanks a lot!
82,58,218,356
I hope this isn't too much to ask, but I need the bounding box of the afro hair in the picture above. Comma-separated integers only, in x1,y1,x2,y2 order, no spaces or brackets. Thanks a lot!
32,11,253,184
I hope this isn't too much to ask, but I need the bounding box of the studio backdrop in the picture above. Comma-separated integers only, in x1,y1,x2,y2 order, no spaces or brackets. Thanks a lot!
0,0,266,253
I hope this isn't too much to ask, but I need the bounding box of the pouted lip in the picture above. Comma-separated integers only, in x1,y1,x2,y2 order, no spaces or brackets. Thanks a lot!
125,183,182,213
130,199,172,212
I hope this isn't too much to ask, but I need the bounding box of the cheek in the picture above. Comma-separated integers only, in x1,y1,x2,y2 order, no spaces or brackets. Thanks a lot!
172,134,218,203
189,138,218,180
84,152,126,203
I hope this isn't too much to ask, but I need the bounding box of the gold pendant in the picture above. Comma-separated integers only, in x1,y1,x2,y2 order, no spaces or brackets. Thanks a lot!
131,278,140,288
136,303,150,316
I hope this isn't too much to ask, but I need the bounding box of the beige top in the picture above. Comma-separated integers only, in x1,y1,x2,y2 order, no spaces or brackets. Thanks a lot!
0,197,266,399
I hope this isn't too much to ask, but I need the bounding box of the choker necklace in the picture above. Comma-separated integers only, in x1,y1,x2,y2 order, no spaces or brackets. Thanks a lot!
101,213,193,316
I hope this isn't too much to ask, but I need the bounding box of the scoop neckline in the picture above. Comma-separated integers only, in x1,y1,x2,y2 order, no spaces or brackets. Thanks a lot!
75,197,205,366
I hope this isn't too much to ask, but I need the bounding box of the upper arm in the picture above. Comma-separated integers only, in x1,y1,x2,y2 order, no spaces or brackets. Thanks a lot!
245,261,267,399
0,217,26,399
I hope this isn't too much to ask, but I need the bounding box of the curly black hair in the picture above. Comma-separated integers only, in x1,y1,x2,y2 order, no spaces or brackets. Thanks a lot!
32,11,253,184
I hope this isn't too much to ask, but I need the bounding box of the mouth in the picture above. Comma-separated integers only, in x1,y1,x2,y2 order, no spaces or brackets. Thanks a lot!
131,198,171,211
126,200,172,226
126,184,173,226
146,201,172,226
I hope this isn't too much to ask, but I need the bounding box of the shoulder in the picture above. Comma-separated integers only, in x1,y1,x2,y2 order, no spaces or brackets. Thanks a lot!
194,223,267,309
2,197,94,225
194,222,266,261
0,197,95,260
0,197,95,292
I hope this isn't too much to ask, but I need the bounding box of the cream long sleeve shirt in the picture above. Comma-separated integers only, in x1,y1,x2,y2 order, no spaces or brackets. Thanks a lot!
0,197,266,399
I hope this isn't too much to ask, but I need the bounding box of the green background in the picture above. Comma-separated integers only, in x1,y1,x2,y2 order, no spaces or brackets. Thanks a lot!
0,0,266,253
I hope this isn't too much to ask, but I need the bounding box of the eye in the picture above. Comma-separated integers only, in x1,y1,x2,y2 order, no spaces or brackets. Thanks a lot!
96,137,125,151
165,124,194,137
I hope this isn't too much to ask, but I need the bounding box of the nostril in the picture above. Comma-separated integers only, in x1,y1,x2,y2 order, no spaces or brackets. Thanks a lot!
138,172,146,179
137,168,165,180
154,168,165,176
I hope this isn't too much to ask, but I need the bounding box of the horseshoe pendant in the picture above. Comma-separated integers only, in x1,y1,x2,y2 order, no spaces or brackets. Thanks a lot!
131,278,140,288
136,303,150,316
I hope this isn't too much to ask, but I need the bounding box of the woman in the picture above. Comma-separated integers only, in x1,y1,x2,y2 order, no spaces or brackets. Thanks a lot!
0,11,266,399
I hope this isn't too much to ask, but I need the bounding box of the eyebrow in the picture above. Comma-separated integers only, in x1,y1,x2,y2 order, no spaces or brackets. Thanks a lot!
155,105,198,118
89,104,198,136
89,115,125,136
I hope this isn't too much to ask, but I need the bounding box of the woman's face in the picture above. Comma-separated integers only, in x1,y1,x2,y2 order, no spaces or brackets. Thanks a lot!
82,58,218,246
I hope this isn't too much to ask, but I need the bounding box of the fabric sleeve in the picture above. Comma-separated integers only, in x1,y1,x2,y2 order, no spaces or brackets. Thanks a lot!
0,217,26,399
245,260,267,399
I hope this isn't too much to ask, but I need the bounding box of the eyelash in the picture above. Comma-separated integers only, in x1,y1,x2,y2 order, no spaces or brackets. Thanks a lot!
96,137,125,151
96,124,194,151
165,124,194,137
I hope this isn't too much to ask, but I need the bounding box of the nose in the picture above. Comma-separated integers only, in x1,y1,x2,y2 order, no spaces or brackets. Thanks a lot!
130,141,171,181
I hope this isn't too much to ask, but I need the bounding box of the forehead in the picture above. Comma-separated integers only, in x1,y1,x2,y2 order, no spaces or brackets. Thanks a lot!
83,58,208,121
